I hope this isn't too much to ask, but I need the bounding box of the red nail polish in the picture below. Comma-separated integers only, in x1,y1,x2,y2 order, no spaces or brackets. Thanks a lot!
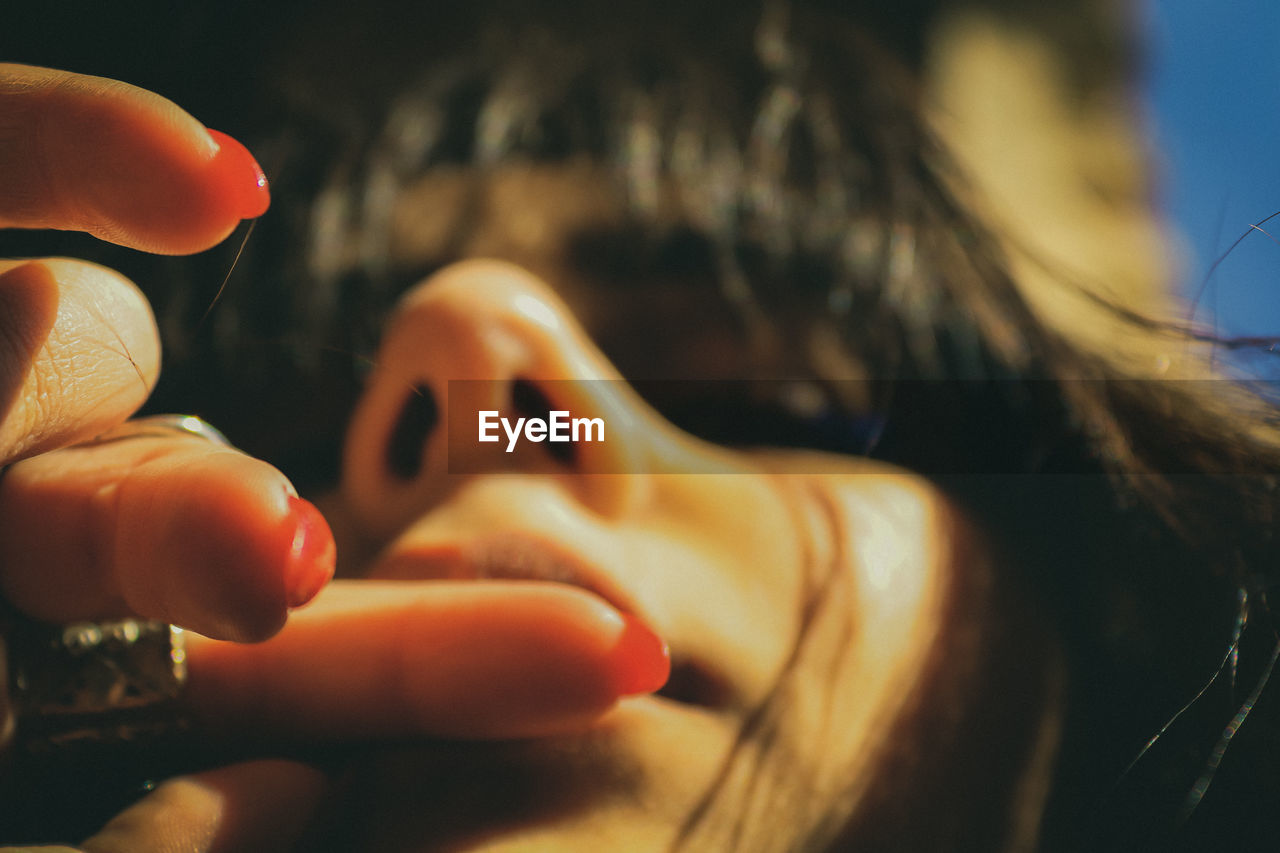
283,497,336,608
611,613,670,695
207,129,270,219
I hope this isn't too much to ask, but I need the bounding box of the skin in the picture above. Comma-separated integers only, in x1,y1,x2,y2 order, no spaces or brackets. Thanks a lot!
311,258,961,851
0,65,322,646
0,67,979,850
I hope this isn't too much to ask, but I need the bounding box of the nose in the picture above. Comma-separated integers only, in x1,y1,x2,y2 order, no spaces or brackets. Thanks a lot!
342,260,687,537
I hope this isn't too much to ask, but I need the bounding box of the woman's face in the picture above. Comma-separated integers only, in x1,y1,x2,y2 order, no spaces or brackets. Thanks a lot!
323,165,969,850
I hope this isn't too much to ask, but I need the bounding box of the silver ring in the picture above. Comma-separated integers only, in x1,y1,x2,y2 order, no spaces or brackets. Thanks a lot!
85,413,231,448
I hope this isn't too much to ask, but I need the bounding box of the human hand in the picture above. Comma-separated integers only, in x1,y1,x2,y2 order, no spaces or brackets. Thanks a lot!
0,65,669,850
0,61,328,643
0,62,338,841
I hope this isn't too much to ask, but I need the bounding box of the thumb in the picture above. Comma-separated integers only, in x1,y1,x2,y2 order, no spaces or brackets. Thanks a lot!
0,260,160,466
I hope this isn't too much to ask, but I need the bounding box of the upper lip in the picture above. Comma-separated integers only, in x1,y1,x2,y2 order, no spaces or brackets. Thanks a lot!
368,530,642,619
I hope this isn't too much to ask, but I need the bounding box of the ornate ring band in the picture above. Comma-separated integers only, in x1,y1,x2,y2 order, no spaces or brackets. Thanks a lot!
4,617,189,755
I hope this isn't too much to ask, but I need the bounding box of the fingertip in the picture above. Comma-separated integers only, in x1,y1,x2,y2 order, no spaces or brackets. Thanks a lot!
0,65,268,254
283,497,337,609
206,129,271,221
0,431,333,643
611,613,671,696
113,451,315,642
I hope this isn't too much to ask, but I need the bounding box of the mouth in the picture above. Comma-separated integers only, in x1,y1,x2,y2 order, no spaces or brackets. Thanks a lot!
369,530,642,619
369,531,732,709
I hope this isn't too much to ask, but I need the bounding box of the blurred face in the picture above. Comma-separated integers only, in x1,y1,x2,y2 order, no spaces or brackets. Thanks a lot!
323,165,975,850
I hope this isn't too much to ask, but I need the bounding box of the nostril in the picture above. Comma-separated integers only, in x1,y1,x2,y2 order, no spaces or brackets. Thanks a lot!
511,378,576,466
386,384,438,479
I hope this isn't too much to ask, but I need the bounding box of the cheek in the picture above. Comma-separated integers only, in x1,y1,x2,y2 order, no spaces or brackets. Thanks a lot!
624,474,812,706
766,474,954,808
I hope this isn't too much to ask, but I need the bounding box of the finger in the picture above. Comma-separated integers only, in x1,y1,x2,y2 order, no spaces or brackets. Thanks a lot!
81,760,327,853
0,260,159,466
0,433,335,641
0,63,269,255
185,580,670,740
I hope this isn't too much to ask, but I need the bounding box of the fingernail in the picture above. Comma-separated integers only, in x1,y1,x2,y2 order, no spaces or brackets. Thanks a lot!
283,497,336,608
206,129,270,219
610,613,670,695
